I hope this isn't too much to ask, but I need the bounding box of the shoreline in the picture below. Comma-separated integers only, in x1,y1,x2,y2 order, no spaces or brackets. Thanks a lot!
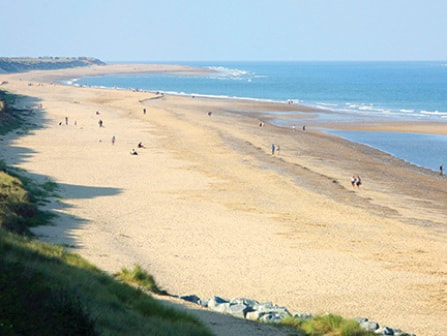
1,66,446,335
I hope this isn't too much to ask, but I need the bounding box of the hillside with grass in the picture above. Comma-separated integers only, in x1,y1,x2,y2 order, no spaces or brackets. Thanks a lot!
0,57,105,73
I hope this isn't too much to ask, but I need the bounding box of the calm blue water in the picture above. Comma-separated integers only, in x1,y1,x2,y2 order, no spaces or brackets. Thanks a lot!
325,130,447,172
74,62,447,171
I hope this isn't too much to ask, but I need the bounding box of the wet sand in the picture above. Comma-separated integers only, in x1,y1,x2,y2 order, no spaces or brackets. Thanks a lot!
0,66,446,335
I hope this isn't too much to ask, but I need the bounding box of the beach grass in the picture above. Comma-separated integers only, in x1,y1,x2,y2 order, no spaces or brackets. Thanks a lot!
0,160,56,234
0,90,25,135
280,314,374,336
116,264,169,295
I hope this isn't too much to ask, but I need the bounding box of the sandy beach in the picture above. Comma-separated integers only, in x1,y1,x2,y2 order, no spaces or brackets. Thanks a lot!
1,65,446,336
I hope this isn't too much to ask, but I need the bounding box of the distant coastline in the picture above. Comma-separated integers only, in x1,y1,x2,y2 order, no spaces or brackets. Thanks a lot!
0,57,105,73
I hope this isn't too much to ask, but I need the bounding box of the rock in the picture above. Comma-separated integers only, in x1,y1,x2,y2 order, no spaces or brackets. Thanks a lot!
180,294,200,304
210,302,231,314
293,313,313,320
230,297,259,307
355,317,369,324
228,303,252,319
246,310,265,321
361,320,380,332
375,326,394,335
198,299,209,307
254,302,291,318
259,313,282,324
207,296,229,308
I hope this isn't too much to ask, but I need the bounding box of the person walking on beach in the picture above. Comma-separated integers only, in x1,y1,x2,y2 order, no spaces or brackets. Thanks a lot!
98,119,103,127
292,124,296,132
271,144,275,155
112,136,116,145
440,165,443,176
351,176,357,187
65,116,68,125
302,125,306,131
356,176,362,188
277,145,281,155
143,108,146,115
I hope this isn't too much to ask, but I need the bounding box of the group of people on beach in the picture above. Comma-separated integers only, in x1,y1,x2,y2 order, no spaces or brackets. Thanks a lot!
351,176,362,188
271,144,281,155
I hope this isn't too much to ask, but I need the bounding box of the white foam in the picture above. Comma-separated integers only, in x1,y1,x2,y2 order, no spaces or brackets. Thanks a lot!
206,66,254,81
420,110,447,115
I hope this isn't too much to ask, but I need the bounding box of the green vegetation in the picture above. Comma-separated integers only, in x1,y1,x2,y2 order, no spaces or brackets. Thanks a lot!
280,314,374,336
116,264,168,295
0,57,105,73
0,163,213,336
0,90,26,135
0,160,56,235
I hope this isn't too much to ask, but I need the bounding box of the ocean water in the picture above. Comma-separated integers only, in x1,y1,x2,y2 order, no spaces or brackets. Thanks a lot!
74,62,447,171
325,130,447,172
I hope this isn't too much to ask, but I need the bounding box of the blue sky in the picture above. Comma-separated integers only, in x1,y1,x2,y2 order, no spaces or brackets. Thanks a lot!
1,0,446,61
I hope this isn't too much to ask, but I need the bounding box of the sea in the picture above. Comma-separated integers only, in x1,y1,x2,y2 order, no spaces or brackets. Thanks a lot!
73,61,447,172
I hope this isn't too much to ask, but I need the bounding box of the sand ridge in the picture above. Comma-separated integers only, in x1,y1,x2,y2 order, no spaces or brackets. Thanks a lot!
0,66,446,335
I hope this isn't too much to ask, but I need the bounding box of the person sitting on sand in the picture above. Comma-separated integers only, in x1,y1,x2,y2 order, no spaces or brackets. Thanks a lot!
130,149,138,155
351,176,357,187
356,176,362,187
137,142,145,148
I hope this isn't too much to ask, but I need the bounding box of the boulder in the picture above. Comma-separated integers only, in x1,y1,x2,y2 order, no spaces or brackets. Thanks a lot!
210,302,231,314
355,317,369,324
207,296,229,308
246,310,265,321
180,294,200,304
254,302,291,318
228,303,252,319
293,313,313,320
230,297,259,307
361,320,380,332
198,299,209,307
259,313,282,324
375,326,394,335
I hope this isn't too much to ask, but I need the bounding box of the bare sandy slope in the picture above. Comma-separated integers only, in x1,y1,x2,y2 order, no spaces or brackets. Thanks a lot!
1,67,446,336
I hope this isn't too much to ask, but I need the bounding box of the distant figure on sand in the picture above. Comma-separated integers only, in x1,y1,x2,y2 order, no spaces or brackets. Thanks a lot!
292,124,296,132
277,145,280,155
130,149,138,155
356,176,362,188
302,125,306,131
138,142,145,148
208,111,212,116
143,108,146,114
112,136,116,145
351,176,357,187
98,119,103,127
271,144,275,155
96,111,100,115
440,165,443,176
65,116,68,125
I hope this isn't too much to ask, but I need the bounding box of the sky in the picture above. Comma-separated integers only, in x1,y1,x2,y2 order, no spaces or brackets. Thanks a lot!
1,0,446,62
